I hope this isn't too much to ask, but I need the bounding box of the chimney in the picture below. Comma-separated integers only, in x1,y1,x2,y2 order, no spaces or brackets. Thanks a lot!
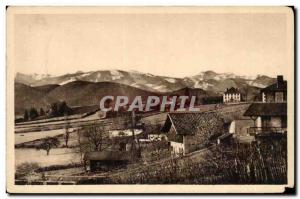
277,75,284,88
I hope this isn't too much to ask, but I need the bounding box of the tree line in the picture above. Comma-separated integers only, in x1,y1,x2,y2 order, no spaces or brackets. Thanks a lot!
23,101,72,121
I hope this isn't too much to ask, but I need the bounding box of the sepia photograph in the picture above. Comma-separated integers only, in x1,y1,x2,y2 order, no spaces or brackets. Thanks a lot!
6,6,294,193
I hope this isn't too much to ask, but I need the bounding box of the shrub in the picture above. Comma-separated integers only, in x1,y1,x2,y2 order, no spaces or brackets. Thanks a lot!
16,162,40,177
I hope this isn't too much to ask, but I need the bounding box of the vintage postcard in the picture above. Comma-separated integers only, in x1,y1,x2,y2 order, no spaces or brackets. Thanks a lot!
6,6,294,193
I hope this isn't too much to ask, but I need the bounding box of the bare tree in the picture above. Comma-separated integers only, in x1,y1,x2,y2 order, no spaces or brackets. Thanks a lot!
16,162,40,177
82,122,108,151
37,137,60,155
76,128,88,167
64,116,71,148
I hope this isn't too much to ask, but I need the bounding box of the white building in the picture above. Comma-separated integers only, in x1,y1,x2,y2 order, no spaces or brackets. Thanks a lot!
223,87,241,103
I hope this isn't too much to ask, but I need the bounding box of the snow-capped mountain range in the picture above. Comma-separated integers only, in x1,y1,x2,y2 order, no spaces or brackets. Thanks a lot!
15,69,276,93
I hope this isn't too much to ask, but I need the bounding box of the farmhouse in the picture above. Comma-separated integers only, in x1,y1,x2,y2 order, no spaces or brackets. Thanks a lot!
107,128,145,152
244,75,287,135
244,103,287,135
219,106,255,143
218,105,253,135
223,87,241,103
161,112,225,155
261,75,287,103
161,104,252,154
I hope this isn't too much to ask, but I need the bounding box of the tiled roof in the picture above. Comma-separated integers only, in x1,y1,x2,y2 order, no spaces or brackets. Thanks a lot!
162,112,224,136
161,104,251,135
243,103,287,116
84,150,131,161
261,81,287,92
225,87,240,94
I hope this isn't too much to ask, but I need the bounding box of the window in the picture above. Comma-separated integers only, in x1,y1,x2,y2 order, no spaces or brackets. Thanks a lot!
275,92,284,102
266,93,275,102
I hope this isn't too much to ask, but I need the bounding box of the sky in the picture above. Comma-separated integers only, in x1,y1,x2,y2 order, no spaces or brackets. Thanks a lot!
13,9,291,78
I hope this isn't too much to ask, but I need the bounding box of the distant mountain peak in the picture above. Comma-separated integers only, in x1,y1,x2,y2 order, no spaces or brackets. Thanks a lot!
15,69,275,94
14,69,278,116
75,70,84,74
203,70,217,75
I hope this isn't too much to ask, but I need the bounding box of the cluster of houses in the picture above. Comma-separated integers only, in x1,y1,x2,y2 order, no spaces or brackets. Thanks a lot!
84,75,287,172
161,75,287,155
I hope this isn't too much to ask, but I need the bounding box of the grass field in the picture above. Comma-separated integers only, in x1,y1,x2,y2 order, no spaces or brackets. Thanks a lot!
15,129,68,145
15,148,81,167
15,111,101,133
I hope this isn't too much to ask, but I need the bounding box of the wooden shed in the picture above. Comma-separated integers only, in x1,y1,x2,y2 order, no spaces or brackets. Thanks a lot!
84,151,132,172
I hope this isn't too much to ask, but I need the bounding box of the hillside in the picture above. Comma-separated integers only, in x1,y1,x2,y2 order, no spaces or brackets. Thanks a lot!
45,81,160,107
15,81,160,116
14,83,58,116
34,84,60,93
